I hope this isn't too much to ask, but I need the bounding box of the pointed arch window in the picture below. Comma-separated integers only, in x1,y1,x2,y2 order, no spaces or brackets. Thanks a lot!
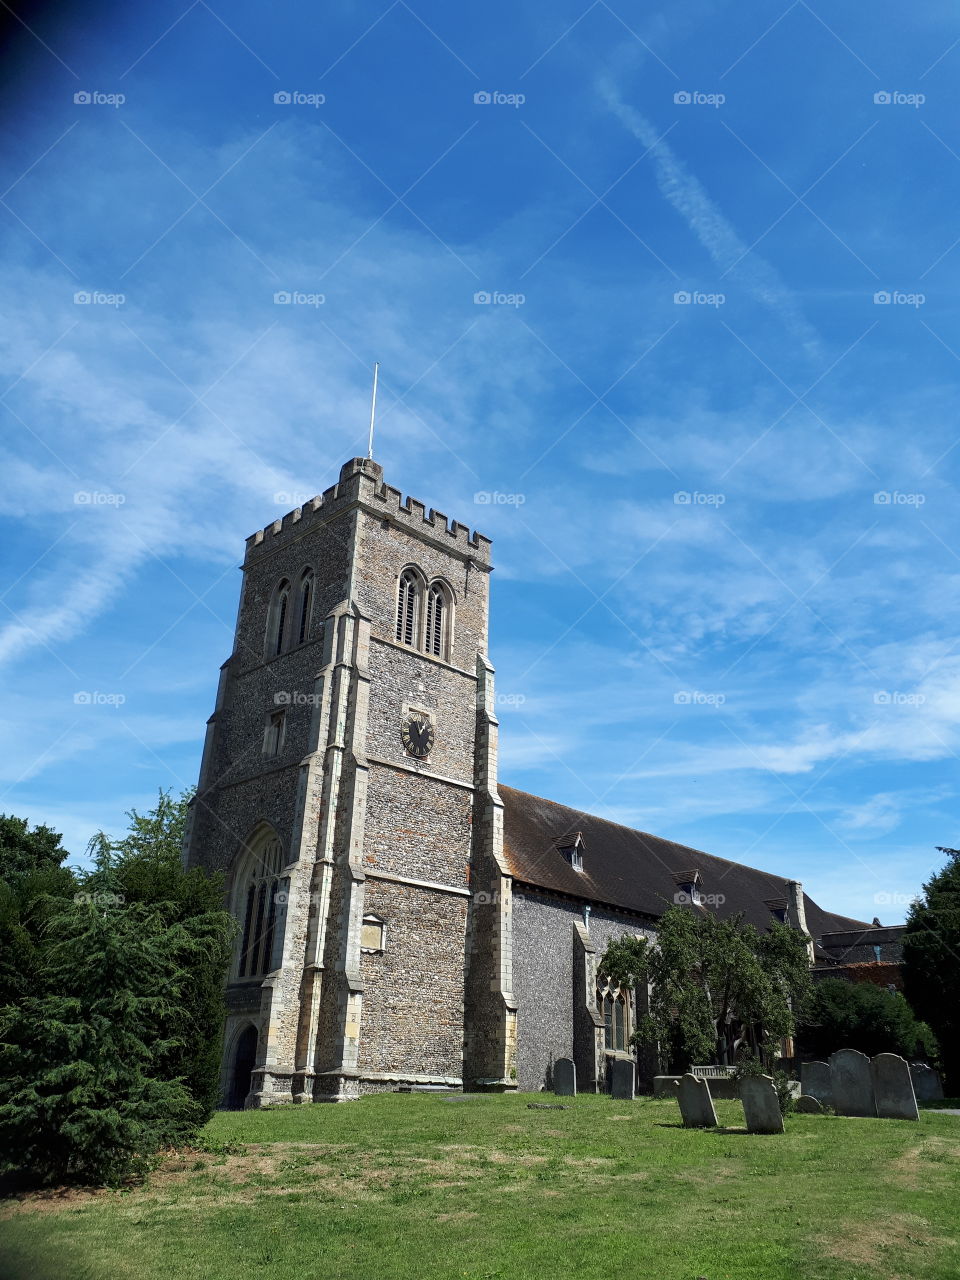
297,570,314,645
237,834,287,979
597,978,630,1052
396,568,421,647
266,580,291,657
425,580,452,660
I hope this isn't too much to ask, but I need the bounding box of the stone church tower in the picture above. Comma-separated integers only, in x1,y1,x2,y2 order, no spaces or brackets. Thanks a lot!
184,457,517,1103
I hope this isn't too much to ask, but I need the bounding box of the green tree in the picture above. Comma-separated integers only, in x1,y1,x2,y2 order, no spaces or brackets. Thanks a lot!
902,847,960,1092
87,790,235,1123
796,978,936,1062
600,908,811,1073
0,893,195,1185
0,814,70,882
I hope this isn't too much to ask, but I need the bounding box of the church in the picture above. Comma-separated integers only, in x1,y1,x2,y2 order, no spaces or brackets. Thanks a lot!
183,455,869,1105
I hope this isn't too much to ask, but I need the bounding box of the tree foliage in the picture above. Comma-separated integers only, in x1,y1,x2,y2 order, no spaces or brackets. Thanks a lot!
600,908,812,1073
902,847,960,1093
796,977,937,1063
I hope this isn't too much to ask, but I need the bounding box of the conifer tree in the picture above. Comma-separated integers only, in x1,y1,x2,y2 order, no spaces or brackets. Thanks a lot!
902,847,960,1093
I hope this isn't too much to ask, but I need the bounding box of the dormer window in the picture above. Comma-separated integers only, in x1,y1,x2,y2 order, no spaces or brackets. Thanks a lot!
765,898,788,924
674,869,703,906
558,832,585,872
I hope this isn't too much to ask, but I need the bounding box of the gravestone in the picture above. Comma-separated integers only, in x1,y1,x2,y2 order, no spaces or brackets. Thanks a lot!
677,1073,718,1128
610,1058,635,1101
740,1075,784,1134
872,1053,919,1121
800,1060,832,1104
911,1064,944,1103
830,1049,876,1117
553,1058,576,1097
794,1094,823,1113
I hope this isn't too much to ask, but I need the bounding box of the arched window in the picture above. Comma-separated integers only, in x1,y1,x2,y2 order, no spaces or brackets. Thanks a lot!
236,833,287,979
425,580,453,660
266,580,291,657
297,570,313,645
396,568,422,647
597,979,629,1052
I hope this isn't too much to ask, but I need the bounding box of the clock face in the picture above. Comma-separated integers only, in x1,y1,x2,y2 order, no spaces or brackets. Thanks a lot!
401,714,434,759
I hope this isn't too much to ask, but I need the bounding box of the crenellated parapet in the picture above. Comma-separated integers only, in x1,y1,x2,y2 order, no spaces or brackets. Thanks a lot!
244,457,492,566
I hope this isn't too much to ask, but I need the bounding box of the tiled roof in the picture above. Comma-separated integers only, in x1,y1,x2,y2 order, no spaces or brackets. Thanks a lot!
500,784,866,940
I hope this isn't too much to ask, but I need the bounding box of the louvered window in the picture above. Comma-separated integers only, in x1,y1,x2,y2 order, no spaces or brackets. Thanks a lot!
396,569,420,646
426,583,446,657
297,572,313,644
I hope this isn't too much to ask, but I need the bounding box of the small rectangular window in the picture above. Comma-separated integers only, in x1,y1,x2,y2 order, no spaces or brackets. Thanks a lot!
360,916,384,951
263,710,286,757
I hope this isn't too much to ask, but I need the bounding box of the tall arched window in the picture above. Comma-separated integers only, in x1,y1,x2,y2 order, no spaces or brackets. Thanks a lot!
396,568,422,647
597,979,629,1052
237,833,287,979
265,580,291,657
425,580,452,660
297,570,313,645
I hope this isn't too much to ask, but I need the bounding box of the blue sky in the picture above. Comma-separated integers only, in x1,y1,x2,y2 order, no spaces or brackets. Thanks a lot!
2,0,959,920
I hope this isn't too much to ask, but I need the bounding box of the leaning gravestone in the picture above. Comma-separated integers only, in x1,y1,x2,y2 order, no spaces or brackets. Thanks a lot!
872,1053,919,1121
800,1060,832,1105
553,1057,576,1097
830,1049,876,1117
610,1058,635,1101
911,1064,944,1103
740,1075,784,1134
794,1094,823,1114
677,1073,718,1128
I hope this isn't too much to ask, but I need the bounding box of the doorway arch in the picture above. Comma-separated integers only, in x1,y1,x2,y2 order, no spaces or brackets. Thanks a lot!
228,1025,259,1109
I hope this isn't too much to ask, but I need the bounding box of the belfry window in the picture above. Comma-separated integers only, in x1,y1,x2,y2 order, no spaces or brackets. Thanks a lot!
396,568,421,647
297,570,313,645
598,979,629,1052
425,581,451,660
266,580,291,656
237,835,287,978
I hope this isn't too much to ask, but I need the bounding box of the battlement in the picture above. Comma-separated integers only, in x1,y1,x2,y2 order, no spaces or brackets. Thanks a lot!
244,457,492,564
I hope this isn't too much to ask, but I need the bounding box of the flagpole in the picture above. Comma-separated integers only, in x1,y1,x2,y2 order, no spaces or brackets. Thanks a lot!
367,362,379,459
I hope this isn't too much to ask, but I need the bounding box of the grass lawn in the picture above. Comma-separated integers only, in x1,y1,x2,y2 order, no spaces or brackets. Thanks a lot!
2,1093,959,1280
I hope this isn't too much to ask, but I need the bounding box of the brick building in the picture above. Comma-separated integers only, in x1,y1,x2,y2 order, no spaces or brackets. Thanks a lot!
184,456,872,1103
